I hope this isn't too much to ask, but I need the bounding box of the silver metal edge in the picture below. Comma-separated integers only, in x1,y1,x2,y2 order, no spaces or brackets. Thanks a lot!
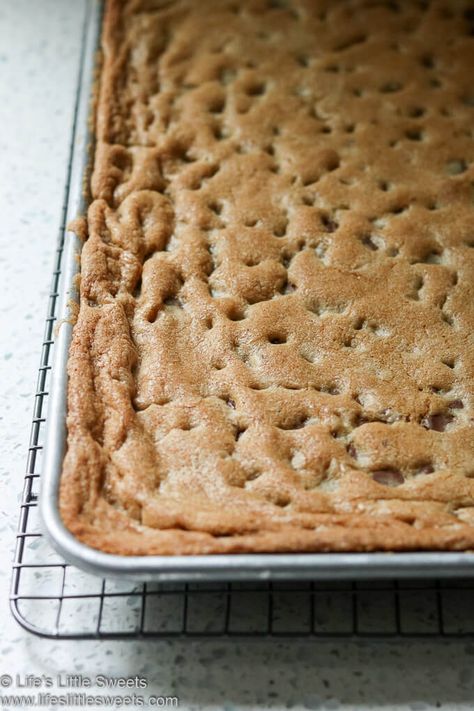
40,0,474,582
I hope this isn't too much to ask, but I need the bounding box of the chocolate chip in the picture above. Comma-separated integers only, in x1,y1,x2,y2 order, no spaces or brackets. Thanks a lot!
322,215,338,232
288,416,308,430
361,235,378,251
422,412,453,431
418,463,435,475
227,399,236,409
347,443,357,458
372,469,404,487
449,399,464,409
164,296,181,307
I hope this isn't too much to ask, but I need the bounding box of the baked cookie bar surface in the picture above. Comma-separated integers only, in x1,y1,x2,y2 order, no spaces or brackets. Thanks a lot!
60,0,474,554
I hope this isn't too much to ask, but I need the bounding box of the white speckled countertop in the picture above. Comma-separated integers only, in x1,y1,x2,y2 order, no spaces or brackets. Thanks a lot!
1,2,474,709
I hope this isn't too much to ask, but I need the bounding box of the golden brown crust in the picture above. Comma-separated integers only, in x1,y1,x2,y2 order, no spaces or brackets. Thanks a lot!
60,0,474,555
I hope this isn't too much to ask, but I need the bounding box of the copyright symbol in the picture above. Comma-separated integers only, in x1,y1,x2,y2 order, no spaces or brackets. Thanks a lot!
0,675,12,687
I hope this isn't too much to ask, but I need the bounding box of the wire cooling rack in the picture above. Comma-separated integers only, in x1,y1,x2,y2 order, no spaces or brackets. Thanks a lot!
8,230,474,642
9,0,474,641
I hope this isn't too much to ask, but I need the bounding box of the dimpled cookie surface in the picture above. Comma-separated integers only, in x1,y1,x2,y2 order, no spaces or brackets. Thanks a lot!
60,0,474,554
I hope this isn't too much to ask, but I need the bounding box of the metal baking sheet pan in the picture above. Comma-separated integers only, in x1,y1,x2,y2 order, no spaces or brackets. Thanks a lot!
39,0,474,581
